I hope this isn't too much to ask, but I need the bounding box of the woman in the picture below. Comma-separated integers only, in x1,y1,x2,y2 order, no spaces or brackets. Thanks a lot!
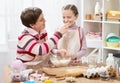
16,7,70,66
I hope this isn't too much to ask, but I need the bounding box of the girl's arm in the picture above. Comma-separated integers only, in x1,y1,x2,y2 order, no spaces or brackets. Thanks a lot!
75,28,87,59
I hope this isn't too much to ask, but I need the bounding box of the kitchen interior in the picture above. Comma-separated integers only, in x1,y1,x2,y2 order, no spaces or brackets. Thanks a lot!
1,0,120,83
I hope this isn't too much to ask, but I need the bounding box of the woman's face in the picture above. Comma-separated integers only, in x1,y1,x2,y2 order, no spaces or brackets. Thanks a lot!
32,13,46,32
62,9,78,26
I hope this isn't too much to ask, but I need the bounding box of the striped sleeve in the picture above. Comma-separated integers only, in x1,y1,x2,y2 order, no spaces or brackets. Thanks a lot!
17,32,62,56
50,31,62,44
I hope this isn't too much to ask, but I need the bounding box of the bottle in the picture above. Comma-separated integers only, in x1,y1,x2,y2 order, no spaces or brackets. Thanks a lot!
106,53,114,68
116,60,120,80
94,2,101,16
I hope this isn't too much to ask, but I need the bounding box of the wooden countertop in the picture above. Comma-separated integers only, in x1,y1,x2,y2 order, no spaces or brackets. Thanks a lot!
2,66,120,83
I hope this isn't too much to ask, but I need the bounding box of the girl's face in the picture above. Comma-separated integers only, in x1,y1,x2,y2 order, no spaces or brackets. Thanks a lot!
62,9,78,26
32,13,46,33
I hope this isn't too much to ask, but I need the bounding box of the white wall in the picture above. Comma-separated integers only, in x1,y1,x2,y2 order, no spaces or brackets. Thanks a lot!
33,0,81,37
1,0,81,82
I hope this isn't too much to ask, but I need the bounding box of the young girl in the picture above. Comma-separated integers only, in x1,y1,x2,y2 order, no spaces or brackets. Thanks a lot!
53,4,87,65
16,7,70,65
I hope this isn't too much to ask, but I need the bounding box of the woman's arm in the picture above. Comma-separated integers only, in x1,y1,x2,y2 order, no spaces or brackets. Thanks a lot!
17,31,62,56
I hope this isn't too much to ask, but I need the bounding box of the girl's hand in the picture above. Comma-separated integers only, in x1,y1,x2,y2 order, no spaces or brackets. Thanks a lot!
57,49,67,57
57,23,71,34
70,59,82,66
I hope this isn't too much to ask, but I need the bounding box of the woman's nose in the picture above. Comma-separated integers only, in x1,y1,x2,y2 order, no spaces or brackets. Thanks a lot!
43,18,46,22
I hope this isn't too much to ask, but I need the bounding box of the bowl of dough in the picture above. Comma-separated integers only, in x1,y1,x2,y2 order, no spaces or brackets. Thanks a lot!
50,54,71,67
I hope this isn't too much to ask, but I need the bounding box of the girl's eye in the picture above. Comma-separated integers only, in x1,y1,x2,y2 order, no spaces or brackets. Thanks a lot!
63,16,71,19
67,16,71,19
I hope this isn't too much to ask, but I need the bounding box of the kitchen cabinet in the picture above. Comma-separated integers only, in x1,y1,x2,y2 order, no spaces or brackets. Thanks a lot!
81,0,120,63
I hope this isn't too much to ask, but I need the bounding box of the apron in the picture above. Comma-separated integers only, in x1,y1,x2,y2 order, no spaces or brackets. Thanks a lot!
57,28,81,55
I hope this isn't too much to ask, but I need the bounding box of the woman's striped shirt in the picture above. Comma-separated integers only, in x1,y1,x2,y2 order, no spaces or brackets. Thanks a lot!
16,28,62,62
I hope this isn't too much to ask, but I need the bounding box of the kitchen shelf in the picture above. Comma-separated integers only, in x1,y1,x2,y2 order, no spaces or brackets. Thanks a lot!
103,21,120,24
86,39,102,48
81,0,120,63
103,47,120,51
83,20,102,23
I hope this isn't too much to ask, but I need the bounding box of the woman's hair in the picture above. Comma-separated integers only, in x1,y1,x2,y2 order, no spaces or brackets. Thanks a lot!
62,4,79,16
20,7,42,28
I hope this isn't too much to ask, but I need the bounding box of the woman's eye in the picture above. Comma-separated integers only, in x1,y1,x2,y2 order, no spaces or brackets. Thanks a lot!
63,16,65,19
39,18,44,22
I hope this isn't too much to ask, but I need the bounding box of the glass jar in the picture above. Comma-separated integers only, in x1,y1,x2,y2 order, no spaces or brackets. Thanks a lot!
113,53,120,80
115,60,120,80
88,54,97,68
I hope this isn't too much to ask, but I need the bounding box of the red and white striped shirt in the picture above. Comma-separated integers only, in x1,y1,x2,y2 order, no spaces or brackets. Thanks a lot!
16,28,62,62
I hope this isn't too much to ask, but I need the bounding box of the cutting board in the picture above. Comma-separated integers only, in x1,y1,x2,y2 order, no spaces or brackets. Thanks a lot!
42,65,88,78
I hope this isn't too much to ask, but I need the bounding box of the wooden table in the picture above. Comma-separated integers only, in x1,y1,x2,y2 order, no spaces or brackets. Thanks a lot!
2,66,120,83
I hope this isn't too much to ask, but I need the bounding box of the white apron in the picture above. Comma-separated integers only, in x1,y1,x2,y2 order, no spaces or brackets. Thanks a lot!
57,28,81,55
